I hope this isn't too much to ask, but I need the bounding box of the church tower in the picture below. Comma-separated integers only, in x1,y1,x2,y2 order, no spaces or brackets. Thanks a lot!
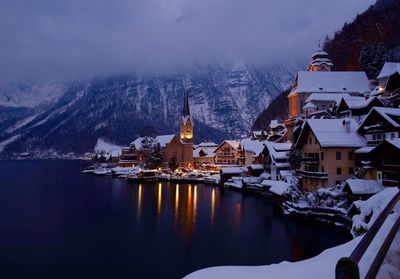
307,43,333,72
179,86,193,143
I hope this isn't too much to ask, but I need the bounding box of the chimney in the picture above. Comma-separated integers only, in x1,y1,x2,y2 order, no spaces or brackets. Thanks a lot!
343,118,351,134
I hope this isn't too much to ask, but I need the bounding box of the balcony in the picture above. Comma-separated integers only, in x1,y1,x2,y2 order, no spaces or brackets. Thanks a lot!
298,170,328,179
302,157,319,164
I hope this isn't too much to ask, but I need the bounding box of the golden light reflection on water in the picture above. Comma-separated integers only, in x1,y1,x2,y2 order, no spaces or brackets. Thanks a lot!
193,185,197,223
151,183,222,243
211,188,216,225
157,183,162,219
174,184,179,225
236,202,242,230
137,184,142,219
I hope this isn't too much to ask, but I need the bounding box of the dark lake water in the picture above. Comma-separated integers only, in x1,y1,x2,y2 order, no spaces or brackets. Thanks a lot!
0,160,351,278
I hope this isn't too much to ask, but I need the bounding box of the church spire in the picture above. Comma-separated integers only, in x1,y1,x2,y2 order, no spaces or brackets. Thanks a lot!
307,42,333,72
183,86,190,117
180,81,193,143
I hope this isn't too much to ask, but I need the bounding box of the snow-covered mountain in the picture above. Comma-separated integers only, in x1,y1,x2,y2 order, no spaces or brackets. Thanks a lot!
0,63,295,157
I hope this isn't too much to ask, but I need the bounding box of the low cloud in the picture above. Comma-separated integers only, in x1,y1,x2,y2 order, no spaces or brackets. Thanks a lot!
0,0,375,82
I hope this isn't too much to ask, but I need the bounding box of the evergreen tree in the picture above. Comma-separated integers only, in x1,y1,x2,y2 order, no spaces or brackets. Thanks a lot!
288,147,302,171
360,43,389,78
146,143,165,169
168,156,179,170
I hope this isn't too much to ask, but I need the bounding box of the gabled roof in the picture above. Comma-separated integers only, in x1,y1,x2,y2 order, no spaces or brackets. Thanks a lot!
130,137,146,149
370,138,400,154
193,146,216,158
387,138,400,149
377,62,400,79
155,134,177,147
264,141,291,162
240,139,266,156
131,135,178,149
296,119,366,148
215,140,241,152
303,102,317,109
338,96,383,110
344,179,384,195
196,141,218,148
358,107,400,131
289,71,370,96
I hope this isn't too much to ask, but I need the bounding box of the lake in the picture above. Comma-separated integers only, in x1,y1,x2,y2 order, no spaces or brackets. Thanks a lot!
0,160,351,278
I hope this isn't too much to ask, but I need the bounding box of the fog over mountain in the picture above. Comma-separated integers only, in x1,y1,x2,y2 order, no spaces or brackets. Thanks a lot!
0,0,377,157
1,0,374,83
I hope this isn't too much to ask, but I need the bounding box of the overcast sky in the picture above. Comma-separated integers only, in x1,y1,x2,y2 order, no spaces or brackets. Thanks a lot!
0,0,376,83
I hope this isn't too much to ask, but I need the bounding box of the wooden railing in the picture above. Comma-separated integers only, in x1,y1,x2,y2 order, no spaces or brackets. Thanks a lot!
335,188,400,279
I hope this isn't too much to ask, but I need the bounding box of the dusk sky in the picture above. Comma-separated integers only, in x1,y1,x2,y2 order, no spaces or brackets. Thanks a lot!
0,0,376,82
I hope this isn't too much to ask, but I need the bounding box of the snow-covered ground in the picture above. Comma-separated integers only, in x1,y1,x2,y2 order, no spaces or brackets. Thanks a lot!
185,188,400,279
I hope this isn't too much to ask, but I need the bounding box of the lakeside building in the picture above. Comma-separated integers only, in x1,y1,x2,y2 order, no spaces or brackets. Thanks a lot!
284,47,371,141
240,139,267,166
193,141,218,167
262,142,292,180
123,87,194,168
295,118,366,191
214,140,243,165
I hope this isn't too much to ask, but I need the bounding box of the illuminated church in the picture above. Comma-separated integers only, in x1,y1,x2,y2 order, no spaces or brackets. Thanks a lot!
180,89,193,143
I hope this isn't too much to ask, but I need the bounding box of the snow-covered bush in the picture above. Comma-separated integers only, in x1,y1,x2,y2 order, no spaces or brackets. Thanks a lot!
351,187,399,237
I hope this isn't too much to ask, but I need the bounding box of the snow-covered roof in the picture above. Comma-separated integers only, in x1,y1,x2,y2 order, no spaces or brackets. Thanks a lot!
196,141,218,148
306,93,351,103
303,102,317,109
264,142,291,162
270,120,279,129
249,164,264,170
354,146,375,154
359,107,400,130
155,134,176,147
215,140,241,152
299,119,366,148
312,49,329,58
182,115,193,125
130,137,146,149
111,150,121,157
386,138,400,150
339,96,382,110
262,180,291,196
240,139,266,155
377,62,400,79
279,170,293,178
193,147,216,158
289,71,370,96
220,167,248,174
344,179,384,195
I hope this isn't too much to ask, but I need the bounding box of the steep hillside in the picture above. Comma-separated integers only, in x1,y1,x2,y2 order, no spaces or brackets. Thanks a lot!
252,88,290,130
0,64,294,157
324,0,400,78
253,0,400,129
